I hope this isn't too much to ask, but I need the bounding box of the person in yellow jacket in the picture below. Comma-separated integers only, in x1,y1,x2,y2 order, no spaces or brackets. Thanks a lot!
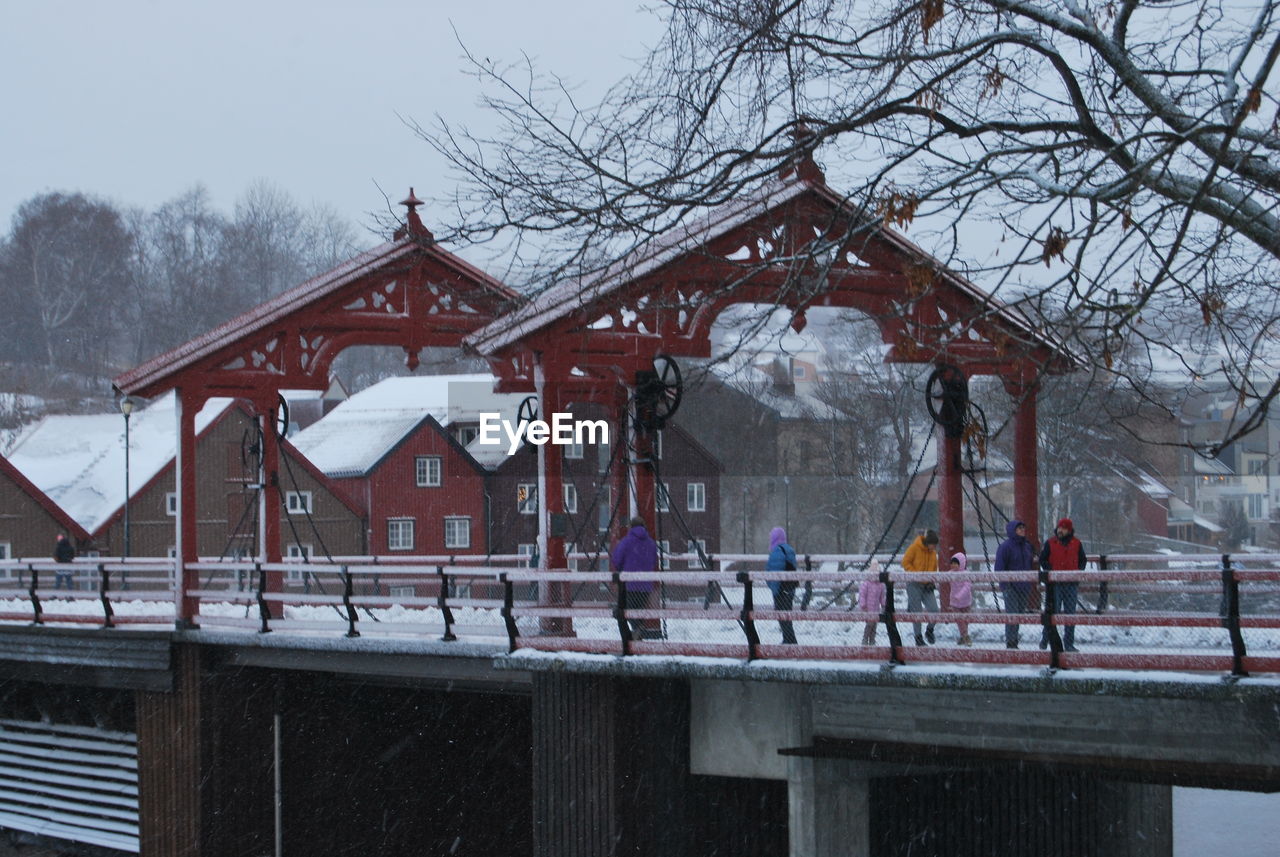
902,529,940,645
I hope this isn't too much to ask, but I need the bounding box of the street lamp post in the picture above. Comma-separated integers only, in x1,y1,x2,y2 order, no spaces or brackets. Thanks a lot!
784,476,791,535
120,397,134,559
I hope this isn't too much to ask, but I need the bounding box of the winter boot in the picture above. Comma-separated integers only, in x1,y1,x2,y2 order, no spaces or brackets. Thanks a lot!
958,634,973,646
925,625,936,645
914,634,926,646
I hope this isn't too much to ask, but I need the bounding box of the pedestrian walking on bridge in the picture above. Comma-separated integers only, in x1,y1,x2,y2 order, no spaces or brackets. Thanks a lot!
1039,517,1087,652
766,527,799,645
612,517,660,639
903,529,940,646
995,520,1034,649
53,533,75,590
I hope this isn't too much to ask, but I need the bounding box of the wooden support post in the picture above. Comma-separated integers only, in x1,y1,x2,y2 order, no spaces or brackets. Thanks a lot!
175,390,201,628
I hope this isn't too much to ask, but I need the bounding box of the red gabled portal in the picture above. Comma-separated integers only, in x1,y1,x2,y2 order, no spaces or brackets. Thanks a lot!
114,195,520,626
467,158,1077,621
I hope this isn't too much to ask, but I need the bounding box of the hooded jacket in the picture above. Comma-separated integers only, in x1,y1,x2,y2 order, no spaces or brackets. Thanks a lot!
994,519,1034,574
902,534,938,573
948,552,973,609
612,525,658,592
765,526,798,595
858,559,887,612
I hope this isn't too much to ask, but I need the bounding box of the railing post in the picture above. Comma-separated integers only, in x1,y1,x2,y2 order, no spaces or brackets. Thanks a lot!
27,565,42,626
882,567,903,665
99,564,114,629
800,554,814,610
1041,567,1063,667
500,573,519,653
614,572,632,656
738,571,760,660
1222,554,1249,677
256,562,272,634
1097,555,1109,613
342,565,360,639
436,565,456,642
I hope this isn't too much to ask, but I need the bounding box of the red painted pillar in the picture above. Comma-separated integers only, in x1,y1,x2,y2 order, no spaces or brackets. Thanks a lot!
937,426,964,606
258,403,283,610
535,359,572,635
175,390,201,628
1005,375,1041,546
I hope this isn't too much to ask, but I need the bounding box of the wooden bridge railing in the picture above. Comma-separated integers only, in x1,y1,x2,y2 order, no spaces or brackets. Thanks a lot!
1,552,1277,677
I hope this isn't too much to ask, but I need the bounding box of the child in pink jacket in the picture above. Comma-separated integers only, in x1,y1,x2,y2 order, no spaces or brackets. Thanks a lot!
949,552,974,646
858,559,887,645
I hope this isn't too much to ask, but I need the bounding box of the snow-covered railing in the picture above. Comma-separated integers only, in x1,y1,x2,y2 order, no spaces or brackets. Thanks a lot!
2,552,1278,677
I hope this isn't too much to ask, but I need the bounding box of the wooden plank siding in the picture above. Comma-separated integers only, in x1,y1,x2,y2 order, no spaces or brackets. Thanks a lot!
90,405,365,559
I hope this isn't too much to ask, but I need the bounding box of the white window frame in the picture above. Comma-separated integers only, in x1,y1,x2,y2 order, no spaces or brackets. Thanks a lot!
687,538,706,568
656,482,671,513
285,491,313,515
389,585,416,599
285,543,312,581
165,492,178,516
387,518,415,551
518,483,539,515
566,439,584,459
597,485,612,531
416,455,442,487
166,545,178,559
687,482,706,512
455,425,480,446
657,539,671,570
517,543,537,568
444,516,471,550
563,483,578,514
0,542,9,560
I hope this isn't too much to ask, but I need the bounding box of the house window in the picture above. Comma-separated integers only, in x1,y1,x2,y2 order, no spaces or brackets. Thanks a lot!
598,485,612,531
1248,494,1265,519
656,483,671,513
444,517,471,549
455,425,480,446
518,483,538,514
285,491,313,515
0,543,8,560
286,544,311,581
416,456,442,487
518,543,537,568
166,546,178,559
657,539,671,570
563,483,578,513
166,493,178,516
387,518,415,551
687,482,706,512
566,439,584,459
687,538,706,568
1248,458,1267,475
793,364,805,379
389,586,415,599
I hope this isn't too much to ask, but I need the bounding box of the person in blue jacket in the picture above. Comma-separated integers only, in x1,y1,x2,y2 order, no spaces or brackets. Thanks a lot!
994,519,1035,649
766,526,799,644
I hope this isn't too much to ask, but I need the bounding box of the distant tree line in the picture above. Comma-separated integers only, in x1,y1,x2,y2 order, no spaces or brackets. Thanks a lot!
0,181,368,379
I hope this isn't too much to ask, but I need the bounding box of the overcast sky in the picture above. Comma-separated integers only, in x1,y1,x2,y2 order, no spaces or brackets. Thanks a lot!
1,1,661,237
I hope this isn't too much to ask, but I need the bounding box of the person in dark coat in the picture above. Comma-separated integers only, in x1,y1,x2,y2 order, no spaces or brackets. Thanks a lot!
765,526,799,644
611,516,660,639
994,519,1034,649
53,533,75,590
1038,517,1088,652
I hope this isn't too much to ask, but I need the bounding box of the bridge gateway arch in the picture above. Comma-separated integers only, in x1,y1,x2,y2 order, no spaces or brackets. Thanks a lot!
0,171,1264,856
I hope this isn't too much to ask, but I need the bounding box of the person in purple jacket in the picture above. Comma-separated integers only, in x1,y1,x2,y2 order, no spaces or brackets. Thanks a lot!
612,516,660,639
995,519,1035,649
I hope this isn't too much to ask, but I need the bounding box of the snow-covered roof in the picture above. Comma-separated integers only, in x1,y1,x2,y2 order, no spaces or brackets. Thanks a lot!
6,392,234,533
290,374,530,478
1193,455,1234,476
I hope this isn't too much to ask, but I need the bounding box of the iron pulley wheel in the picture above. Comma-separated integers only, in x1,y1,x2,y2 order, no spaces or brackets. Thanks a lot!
634,354,683,431
925,363,969,439
274,394,291,439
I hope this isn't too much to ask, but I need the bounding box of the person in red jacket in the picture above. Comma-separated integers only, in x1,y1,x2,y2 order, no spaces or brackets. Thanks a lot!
1038,517,1087,652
